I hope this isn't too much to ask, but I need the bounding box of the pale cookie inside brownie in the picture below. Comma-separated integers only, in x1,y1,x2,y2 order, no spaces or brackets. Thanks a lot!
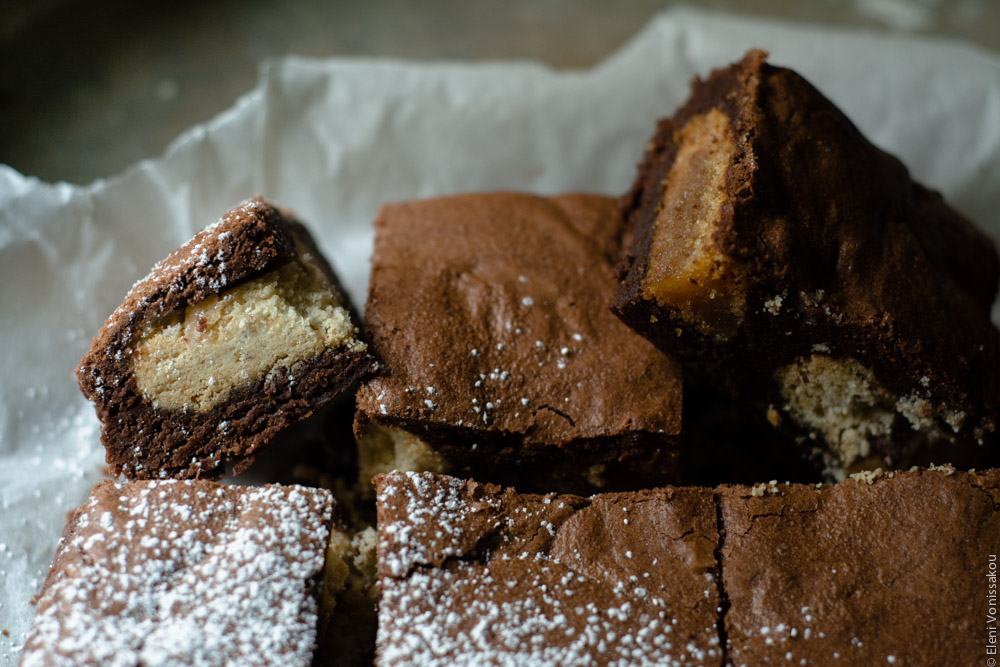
76,198,378,480
355,421,450,498
774,354,964,475
133,248,364,412
614,50,1000,479
317,526,379,666
640,107,745,335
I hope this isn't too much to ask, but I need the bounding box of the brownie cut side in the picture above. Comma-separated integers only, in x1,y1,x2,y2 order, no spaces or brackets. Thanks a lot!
76,198,378,479
374,471,723,666
356,193,683,493
615,49,1000,479
718,467,1000,665
21,480,336,666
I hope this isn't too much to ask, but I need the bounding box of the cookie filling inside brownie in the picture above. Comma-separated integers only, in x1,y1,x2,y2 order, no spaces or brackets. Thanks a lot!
134,249,364,412
614,50,1000,478
642,107,745,335
76,198,379,480
774,354,971,475
318,526,379,666
355,421,449,497
776,355,901,473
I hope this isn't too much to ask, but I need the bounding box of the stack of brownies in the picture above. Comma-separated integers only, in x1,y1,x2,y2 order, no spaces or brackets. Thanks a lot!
22,50,1000,666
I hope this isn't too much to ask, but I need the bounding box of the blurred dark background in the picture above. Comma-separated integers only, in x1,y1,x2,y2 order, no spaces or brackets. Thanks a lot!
3,0,998,185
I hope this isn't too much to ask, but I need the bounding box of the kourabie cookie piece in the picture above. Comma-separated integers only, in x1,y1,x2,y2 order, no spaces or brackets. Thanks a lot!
374,471,723,666
614,49,1000,479
356,193,683,493
717,466,1000,666
76,199,378,479
21,480,337,667
317,526,379,667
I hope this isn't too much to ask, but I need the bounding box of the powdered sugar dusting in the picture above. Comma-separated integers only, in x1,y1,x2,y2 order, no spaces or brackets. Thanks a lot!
379,565,715,667
116,201,267,324
378,471,501,578
21,480,333,667
376,472,722,666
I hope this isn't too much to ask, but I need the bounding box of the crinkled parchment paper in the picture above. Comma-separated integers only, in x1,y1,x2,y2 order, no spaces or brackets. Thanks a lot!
1,7,998,660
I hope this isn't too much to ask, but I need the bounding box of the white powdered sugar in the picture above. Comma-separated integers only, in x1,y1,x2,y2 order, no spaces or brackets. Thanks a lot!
376,472,721,666
379,565,710,667
20,480,333,667
109,199,271,331
377,471,502,578
379,562,721,667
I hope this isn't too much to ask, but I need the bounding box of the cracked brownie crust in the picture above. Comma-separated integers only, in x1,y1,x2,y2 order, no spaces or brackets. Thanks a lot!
375,468,999,665
374,471,722,666
76,199,378,479
614,50,1000,478
356,193,683,492
718,467,1000,665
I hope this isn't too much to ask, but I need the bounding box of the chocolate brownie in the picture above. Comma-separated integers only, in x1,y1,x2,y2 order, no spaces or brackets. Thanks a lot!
356,193,683,493
374,471,723,666
21,480,336,666
718,467,1000,665
76,198,378,479
614,49,1000,479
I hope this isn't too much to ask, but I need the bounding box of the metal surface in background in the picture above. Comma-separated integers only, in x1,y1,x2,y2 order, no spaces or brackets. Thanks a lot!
2,0,998,185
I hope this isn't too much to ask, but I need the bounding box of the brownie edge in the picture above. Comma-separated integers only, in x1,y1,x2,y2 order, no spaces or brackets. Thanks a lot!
21,480,335,666
719,467,1000,665
76,198,378,480
356,193,683,493
374,471,723,666
614,50,1000,478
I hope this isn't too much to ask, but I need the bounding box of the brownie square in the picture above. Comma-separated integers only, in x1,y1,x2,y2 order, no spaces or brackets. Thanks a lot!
374,471,723,666
356,193,683,492
21,480,335,666
76,198,378,479
614,49,1000,479
718,467,1000,665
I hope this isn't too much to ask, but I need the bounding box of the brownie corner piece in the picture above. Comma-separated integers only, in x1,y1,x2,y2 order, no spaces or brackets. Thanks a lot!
21,479,335,666
374,471,723,666
355,193,683,493
717,467,1000,665
76,198,378,480
614,49,1000,479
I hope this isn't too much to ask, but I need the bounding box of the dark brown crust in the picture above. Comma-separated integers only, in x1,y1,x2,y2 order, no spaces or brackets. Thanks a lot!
374,471,722,665
615,50,1000,470
356,193,683,492
718,467,1000,664
375,467,1000,665
75,199,378,480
